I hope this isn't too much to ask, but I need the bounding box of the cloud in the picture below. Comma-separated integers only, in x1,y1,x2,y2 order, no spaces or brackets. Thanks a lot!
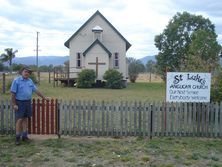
218,34,222,44
0,0,221,59
170,0,222,35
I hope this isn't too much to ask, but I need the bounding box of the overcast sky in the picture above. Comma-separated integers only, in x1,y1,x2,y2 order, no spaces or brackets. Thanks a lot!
0,0,222,59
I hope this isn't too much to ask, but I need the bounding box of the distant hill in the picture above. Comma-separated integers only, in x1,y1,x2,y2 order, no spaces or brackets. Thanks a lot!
10,55,156,66
139,55,156,65
12,56,69,66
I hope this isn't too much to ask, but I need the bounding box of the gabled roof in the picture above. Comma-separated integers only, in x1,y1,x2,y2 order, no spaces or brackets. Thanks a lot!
83,39,112,57
64,10,131,51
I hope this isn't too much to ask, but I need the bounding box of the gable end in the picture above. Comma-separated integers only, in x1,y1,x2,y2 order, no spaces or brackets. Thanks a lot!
64,10,131,51
83,39,112,57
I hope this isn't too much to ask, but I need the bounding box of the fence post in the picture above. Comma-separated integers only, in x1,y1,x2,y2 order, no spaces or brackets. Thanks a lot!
56,69,58,86
53,68,55,87
32,99,36,134
138,101,142,136
38,71,40,84
150,104,153,139
197,103,201,137
67,65,70,86
49,71,51,83
37,99,40,134
57,100,61,138
2,73,6,94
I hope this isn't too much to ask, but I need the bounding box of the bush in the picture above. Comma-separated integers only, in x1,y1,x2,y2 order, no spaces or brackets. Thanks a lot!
0,78,13,93
77,69,96,88
103,69,124,89
30,73,38,84
6,79,13,91
211,69,222,102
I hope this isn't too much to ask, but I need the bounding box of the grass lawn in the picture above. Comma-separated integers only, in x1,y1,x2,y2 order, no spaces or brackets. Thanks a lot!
1,135,222,167
1,80,166,101
1,74,222,167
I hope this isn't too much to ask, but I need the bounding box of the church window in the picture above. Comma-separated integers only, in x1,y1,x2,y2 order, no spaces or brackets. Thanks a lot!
114,52,119,68
76,52,81,68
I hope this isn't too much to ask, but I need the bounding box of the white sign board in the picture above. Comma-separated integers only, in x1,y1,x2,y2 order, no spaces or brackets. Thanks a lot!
166,72,211,102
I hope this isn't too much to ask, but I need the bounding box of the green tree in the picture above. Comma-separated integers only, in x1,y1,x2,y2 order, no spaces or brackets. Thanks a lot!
184,29,221,72
48,64,54,72
146,60,156,82
38,65,54,72
12,63,24,72
127,57,145,83
29,65,37,71
103,69,124,89
154,12,220,80
0,48,18,73
39,65,49,72
211,68,222,102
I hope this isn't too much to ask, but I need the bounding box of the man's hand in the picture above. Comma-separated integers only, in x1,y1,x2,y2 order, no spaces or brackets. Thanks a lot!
13,105,18,111
44,97,51,101
35,90,50,101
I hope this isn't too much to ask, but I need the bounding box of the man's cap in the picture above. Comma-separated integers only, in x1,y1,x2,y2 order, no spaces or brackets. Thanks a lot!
21,66,33,73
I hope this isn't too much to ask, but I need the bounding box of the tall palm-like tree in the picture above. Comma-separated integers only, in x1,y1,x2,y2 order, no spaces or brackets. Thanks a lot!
0,48,18,73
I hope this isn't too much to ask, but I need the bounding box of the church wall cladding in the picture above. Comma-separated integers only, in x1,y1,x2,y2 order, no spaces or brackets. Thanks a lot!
166,72,211,103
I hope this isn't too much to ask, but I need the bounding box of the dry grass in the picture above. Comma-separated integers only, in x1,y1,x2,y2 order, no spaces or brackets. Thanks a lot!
136,73,163,83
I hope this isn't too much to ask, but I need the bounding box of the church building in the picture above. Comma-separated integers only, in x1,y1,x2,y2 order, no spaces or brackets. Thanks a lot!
64,10,131,83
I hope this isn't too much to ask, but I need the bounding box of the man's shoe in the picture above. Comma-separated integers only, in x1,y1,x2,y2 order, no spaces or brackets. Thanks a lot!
15,137,20,145
15,140,20,145
22,136,31,142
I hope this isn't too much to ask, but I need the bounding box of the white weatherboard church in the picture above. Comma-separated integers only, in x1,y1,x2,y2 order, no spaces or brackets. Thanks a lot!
64,10,131,83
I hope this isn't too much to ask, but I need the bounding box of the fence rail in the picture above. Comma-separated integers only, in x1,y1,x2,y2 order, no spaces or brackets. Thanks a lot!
1,99,222,138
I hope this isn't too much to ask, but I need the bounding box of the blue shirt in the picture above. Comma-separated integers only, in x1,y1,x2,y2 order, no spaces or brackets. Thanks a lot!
10,76,37,100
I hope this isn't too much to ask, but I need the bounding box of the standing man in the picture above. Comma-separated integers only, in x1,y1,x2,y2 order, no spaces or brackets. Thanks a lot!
10,66,49,145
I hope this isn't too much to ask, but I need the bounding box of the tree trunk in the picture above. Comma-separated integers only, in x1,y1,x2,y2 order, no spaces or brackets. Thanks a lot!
9,59,12,74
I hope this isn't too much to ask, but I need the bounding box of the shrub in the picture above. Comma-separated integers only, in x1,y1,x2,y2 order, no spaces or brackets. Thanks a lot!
6,79,13,91
211,69,222,102
0,78,13,92
103,69,124,89
77,69,96,88
30,73,38,84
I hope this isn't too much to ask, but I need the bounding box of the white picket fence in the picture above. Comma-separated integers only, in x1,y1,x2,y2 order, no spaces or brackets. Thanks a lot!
58,100,222,138
1,99,222,138
0,99,15,134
